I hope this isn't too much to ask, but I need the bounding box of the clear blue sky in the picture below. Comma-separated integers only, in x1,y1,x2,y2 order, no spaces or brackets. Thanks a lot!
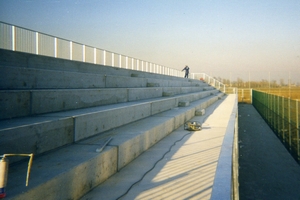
0,0,299,83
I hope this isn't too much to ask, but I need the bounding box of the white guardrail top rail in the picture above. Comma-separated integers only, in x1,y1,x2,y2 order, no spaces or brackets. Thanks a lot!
0,21,228,92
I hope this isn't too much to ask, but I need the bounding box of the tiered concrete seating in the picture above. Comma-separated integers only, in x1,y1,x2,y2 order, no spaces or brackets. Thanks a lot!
0,49,224,199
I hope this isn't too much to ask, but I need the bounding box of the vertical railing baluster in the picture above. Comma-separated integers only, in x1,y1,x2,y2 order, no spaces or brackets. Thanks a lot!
12,25,15,51
54,38,57,58
35,32,39,55
111,53,114,67
70,41,72,60
93,48,96,64
82,44,85,62
103,50,106,66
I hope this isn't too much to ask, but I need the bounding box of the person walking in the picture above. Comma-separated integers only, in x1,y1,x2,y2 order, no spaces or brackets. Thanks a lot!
182,65,189,78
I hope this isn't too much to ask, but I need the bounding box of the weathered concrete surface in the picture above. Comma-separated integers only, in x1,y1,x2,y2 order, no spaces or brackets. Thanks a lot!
0,88,214,120
6,145,118,200
31,88,128,114
0,49,189,82
80,95,236,200
0,116,74,163
0,92,219,165
238,104,300,200
0,90,31,119
105,75,147,88
0,65,205,90
4,95,223,200
0,66,106,89
73,103,152,141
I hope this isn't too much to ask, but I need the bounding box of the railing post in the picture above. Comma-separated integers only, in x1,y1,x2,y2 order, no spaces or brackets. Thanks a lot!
93,48,97,64
103,50,106,65
111,53,114,67
70,41,73,60
125,56,128,69
54,38,57,58
82,44,85,62
145,61,148,72
35,32,39,55
12,25,15,51
119,54,122,68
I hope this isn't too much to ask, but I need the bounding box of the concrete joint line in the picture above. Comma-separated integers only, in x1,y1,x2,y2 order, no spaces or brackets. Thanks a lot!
104,74,107,88
116,145,121,172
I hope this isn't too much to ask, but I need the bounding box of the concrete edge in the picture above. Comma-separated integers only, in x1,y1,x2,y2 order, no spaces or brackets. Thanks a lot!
210,94,239,200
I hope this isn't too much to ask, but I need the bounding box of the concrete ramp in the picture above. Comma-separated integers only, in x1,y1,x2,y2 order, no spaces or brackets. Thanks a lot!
80,94,238,200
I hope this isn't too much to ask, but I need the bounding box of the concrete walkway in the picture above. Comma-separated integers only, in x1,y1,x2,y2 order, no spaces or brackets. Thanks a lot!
238,104,300,200
80,95,236,200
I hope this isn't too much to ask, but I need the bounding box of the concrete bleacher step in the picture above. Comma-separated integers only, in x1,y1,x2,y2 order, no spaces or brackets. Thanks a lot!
0,90,221,164
0,49,202,83
0,85,216,120
0,65,207,90
4,94,224,200
1,48,225,199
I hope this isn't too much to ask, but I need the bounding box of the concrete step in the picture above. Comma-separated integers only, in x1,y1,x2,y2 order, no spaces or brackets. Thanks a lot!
0,66,207,90
0,86,216,120
0,91,223,164
4,94,224,200
0,49,193,82
80,94,237,200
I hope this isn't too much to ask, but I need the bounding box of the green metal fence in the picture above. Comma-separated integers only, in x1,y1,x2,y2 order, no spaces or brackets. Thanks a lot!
252,90,300,163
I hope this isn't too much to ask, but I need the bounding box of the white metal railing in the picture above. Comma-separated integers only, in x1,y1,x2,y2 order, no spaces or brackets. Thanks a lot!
0,21,231,92
0,21,184,77
192,73,229,93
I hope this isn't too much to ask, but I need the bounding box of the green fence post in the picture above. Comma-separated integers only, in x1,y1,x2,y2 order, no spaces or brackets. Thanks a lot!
282,96,285,141
297,99,299,162
289,98,291,150
277,95,280,135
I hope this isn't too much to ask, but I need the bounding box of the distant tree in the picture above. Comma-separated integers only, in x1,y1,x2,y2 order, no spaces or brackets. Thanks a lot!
280,79,285,86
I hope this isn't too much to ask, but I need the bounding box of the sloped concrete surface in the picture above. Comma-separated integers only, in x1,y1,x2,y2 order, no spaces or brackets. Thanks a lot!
80,95,237,200
238,104,300,200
